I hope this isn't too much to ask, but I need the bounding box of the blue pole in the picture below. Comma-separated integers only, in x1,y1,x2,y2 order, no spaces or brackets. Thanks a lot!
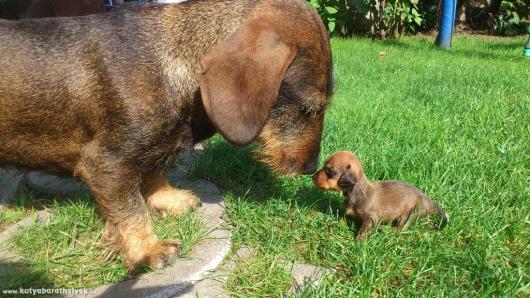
435,0,457,49
523,35,530,57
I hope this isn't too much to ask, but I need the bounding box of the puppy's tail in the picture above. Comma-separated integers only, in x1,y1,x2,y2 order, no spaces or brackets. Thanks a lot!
422,197,448,229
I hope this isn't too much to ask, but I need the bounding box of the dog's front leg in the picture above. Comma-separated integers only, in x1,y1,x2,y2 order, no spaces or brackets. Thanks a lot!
141,171,201,217
77,147,180,270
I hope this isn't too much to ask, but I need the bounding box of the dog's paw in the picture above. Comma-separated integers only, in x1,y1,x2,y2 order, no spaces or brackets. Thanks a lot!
148,188,201,217
144,240,181,270
123,239,181,270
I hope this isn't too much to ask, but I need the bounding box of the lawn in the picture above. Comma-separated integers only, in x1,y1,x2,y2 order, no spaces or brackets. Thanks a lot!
0,189,206,289
191,35,530,296
0,34,528,296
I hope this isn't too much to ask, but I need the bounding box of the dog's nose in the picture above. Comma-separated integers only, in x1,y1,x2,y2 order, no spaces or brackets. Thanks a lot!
302,157,318,175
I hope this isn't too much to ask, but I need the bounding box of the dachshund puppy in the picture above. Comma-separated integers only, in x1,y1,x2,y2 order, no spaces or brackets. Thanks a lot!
313,151,448,240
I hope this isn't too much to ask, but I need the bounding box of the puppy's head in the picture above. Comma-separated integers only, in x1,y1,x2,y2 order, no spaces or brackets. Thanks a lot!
199,1,332,176
313,151,364,191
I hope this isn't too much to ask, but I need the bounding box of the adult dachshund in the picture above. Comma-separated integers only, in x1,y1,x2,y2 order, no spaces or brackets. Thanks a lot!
0,0,333,270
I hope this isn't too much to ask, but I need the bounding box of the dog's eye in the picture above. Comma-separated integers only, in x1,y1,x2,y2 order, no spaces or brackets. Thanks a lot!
347,165,351,169
324,167,336,177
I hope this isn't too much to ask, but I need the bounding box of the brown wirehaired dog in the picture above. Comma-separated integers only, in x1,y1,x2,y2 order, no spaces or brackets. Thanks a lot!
313,151,447,240
0,0,332,270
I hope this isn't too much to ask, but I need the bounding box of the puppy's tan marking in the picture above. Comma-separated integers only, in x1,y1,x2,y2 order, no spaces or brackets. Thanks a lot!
313,151,448,240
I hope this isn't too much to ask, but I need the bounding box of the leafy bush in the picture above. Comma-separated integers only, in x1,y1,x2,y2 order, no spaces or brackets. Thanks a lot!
495,0,530,36
307,0,423,39
357,0,423,39
307,0,357,36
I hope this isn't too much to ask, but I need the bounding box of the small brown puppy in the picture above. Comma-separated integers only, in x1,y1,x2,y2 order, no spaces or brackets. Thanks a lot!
313,151,448,240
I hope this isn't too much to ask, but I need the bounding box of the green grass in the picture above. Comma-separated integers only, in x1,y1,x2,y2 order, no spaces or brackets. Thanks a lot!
226,253,293,297
0,35,528,296
191,35,530,297
0,191,206,289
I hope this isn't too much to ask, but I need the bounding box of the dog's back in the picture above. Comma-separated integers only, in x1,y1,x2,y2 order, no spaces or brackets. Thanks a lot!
375,181,447,227
0,0,283,173
0,14,116,171
0,4,201,171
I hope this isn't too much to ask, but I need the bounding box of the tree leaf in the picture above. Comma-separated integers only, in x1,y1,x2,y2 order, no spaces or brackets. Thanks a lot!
325,6,338,14
328,21,336,32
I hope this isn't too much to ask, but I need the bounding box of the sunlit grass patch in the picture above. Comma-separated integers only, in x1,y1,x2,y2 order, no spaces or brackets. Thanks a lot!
2,195,205,289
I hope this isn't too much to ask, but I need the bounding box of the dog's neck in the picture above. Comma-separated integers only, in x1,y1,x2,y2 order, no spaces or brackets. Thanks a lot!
157,2,255,67
133,2,256,143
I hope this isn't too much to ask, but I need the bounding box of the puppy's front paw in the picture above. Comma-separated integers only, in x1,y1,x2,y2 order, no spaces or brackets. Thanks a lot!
148,188,201,217
356,233,366,241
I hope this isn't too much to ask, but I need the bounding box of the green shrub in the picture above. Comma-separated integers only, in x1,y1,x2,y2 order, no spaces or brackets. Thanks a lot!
495,0,530,36
307,0,423,39
357,0,423,39
307,0,357,36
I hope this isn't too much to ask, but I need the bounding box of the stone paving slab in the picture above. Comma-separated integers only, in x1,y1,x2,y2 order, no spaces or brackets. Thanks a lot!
0,209,51,265
0,166,231,298
1,155,334,297
0,168,25,211
26,171,90,196
182,246,335,298
288,263,335,295
179,246,253,298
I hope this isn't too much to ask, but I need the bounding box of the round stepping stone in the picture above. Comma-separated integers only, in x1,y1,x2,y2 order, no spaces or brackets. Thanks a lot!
0,168,25,211
24,149,202,197
0,209,51,263
25,171,89,196
89,179,231,298
0,177,231,298
288,263,335,294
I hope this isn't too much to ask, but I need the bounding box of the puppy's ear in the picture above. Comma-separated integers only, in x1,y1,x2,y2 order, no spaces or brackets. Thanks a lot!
338,173,356,189
199,19,297,146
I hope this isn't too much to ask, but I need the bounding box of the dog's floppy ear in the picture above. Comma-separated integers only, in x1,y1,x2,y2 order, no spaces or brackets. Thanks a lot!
199,19,297,146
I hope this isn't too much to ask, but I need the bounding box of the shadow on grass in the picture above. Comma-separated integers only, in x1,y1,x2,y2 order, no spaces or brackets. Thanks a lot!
378,37,525,61
191,140,343,214
96,279,194,298
0,260,55,294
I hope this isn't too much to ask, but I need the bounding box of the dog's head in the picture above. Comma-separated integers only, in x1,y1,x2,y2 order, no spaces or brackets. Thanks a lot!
199,1,332,176
313,151,363,192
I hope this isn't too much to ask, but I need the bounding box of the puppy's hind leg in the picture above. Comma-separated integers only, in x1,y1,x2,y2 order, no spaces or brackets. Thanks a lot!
396,209,415,231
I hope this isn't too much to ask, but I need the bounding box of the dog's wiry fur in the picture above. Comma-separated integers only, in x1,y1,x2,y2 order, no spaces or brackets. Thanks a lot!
313,151,447,240
0,0,333,269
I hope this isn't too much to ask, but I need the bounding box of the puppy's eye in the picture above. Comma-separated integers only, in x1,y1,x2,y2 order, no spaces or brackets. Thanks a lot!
324,167,336,177
346,165,351,169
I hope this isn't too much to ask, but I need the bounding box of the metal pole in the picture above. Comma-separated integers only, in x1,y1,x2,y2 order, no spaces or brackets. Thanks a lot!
524,35,530,57
435,0,457,49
